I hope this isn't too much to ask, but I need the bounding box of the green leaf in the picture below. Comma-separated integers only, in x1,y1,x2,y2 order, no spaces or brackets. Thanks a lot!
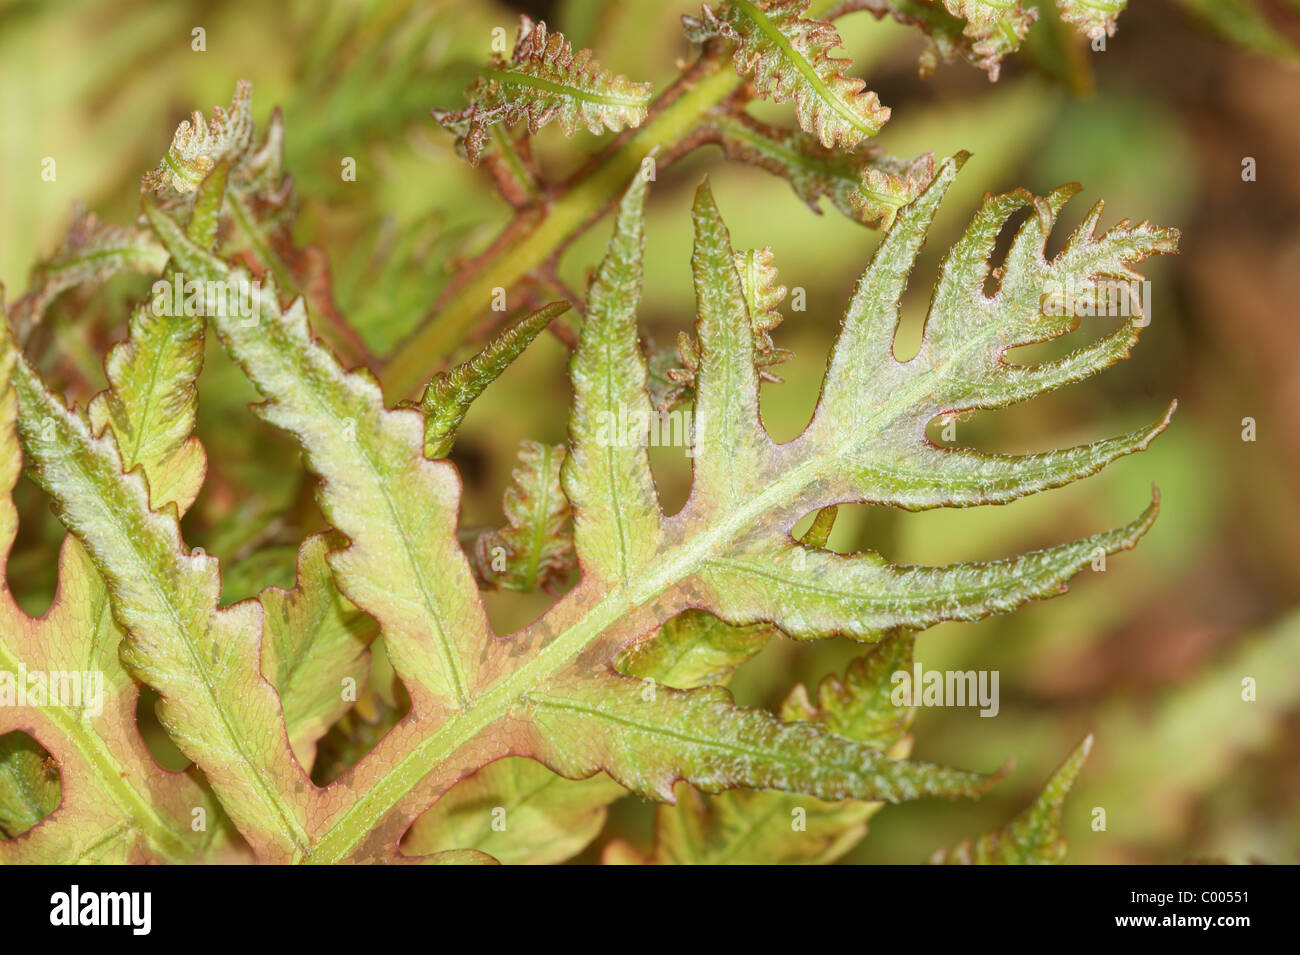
517,668,990,803
0,732,60,840
143,199,491,717
618,609,776,689
259,534,377,770
7,340,313,862
419,303,569,458
686,0,891,147
402,757,625,864
472,441,576,593
615,632,918,864
433,16,653,165
0,322,231,863
562,173,664,585
83,160,230,517
931,734,1093,863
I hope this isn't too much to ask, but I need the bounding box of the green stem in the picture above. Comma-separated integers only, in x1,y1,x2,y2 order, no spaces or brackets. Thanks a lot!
381,0,844,398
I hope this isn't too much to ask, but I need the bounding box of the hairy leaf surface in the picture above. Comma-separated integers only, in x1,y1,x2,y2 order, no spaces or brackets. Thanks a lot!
433,17,653,165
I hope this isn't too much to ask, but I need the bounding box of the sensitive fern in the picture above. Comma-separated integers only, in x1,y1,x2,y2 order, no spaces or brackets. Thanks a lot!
1,0,1182,865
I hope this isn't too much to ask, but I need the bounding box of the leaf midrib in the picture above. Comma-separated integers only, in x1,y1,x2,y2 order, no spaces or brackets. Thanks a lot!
486,69,649,110
312,317,999,861
732,0,880,140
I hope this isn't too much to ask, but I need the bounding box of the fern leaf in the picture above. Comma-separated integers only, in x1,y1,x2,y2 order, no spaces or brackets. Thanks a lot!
8,206,168,337
259,534,377,769
402,757,625,864
132,154,1170,862
517,669,989,803
432,17,653,165
686,0,891,147
7,342,313,862
419,302,568,458
931,734,1093,863
473,441,576,592
704,113,935,227
143,200,491,717
82,161,233,517
611,631,918,864
562,175,664,583
0,164,282,863
0,321,232,863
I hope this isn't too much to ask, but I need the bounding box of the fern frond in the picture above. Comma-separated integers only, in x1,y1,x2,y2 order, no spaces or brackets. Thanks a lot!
0,318,226,863
142,80,256,196
432,16,653,165
518,668,989,803
419,302,569,458
931,735,1092,863
473,441,576,593
941,1,1039,79
8,206,167,337
609,632,917,864
686,0,890,147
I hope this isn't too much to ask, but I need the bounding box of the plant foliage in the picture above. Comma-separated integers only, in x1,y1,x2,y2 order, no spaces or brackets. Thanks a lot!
0,0,1184,865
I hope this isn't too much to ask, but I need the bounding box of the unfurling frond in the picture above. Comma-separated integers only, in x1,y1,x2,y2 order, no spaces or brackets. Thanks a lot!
433,17,653,165
941,1,1039,79
473,441,576,593
686,0,890,147
142,80,256,196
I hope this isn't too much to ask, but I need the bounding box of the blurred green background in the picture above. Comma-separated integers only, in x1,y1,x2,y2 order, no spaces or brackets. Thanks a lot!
2,0,1298,863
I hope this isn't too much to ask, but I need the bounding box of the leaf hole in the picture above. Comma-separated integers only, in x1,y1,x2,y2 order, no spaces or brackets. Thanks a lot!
135,687,192,771
983,207,1034,299
311,651,412,786
0,732,61,838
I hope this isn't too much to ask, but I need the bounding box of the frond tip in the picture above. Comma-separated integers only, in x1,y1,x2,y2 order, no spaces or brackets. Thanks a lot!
931,734,1094,863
